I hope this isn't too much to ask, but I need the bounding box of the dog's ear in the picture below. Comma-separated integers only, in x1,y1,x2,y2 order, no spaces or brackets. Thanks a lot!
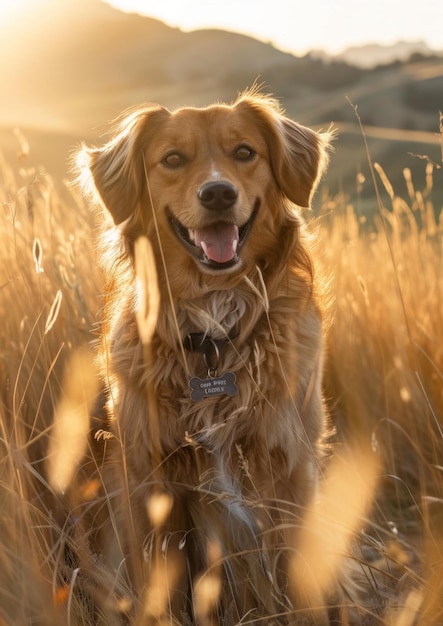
269,117,333,207
76,105,168,224
236,94,333,208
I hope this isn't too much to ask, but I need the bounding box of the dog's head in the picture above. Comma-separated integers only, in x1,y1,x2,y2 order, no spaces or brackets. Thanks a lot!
77,91,332,279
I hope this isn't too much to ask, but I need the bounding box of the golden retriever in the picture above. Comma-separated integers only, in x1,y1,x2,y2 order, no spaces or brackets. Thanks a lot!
77,89,334,624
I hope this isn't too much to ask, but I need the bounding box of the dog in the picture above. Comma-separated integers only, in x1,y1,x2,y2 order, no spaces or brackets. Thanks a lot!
77,89,334,624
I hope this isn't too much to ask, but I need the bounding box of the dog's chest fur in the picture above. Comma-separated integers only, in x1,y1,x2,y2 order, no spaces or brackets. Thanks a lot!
105,271,323,476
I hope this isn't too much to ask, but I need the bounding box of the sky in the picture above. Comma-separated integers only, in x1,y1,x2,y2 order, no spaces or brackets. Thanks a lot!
105,0,443,56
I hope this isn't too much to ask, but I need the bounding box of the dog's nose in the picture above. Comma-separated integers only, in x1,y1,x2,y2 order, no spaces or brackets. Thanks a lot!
198,181,238,211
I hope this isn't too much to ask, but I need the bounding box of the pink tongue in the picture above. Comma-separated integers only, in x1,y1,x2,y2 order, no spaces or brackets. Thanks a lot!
194,223,239,264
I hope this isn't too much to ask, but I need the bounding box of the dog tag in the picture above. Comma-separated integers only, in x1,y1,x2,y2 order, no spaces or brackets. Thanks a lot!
189,372,238,402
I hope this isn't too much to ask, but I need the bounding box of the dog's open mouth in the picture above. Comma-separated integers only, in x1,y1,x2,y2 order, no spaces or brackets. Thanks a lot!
167,202,259,270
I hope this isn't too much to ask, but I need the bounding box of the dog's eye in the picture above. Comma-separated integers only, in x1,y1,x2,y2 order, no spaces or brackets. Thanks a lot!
162,151,186,169
234,144,256,162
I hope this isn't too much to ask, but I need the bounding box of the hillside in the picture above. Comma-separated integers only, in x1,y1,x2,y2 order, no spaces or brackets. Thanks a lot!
0,0,442,207
334,40,438,68
0,0,296,129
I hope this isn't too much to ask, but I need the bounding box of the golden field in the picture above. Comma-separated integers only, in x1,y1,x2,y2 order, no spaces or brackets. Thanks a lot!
0,130,442,623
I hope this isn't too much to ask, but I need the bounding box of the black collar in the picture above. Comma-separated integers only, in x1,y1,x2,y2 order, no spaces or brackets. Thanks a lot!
183,331,237,375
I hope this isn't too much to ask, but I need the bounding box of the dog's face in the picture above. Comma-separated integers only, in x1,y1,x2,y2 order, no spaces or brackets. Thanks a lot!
143,106,272,273
80,93,331,278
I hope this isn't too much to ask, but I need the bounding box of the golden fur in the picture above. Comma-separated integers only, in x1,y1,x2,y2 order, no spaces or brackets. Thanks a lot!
77,90,334,624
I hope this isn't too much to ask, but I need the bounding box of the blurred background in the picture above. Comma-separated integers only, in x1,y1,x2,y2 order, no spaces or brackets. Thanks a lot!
0,0,442,209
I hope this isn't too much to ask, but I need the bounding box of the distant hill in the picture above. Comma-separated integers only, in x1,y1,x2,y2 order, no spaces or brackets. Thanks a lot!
324,41,440,68
0,0,296,129
0,0,442,209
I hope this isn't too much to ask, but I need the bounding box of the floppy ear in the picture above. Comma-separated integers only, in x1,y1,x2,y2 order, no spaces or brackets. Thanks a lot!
270,117,333,207
76,105,168,224
236,94,333,207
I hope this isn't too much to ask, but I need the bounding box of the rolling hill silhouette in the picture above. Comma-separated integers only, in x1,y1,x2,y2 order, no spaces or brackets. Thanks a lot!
0,0,296,129
0,0,442,205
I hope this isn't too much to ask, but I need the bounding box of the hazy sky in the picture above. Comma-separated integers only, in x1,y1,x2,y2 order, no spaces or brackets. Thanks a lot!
105,0,442,55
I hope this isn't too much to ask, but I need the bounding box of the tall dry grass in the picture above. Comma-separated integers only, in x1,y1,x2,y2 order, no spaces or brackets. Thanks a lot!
0,130,442,623
0,150,102,624
319,156,443,624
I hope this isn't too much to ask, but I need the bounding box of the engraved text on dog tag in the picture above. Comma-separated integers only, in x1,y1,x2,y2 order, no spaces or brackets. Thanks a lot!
189,372,238,402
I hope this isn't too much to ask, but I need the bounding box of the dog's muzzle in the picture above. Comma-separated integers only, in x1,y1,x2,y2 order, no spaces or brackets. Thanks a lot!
167,199,260,271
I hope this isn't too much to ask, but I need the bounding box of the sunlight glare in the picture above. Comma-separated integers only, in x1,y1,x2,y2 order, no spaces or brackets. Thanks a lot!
104,0,443,58
0,0,32,24
106,0,277,46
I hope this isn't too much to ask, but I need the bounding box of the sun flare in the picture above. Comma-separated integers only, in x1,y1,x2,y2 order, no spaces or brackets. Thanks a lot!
0,0,31,23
